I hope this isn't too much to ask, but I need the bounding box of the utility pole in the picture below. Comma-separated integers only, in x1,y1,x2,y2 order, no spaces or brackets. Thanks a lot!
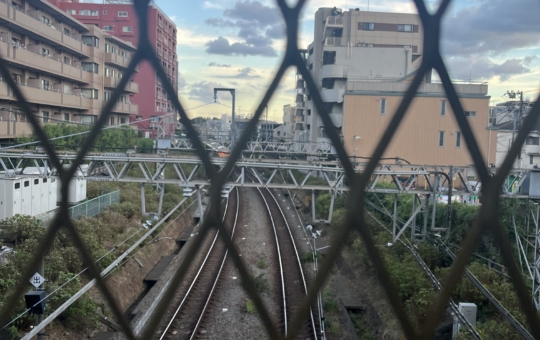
214,88,236,148
507,90,524,168
265,105,269,142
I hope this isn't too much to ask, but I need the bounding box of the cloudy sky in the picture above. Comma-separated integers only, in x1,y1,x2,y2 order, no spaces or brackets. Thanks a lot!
155,0,540,122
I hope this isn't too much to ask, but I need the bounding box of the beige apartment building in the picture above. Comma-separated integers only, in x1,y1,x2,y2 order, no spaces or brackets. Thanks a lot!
297,7,424,145
342,81,497,166
0,0,138,140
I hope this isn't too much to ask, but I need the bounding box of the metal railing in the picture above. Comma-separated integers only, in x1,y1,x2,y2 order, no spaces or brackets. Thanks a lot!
39,190,120,227
0,0,539,339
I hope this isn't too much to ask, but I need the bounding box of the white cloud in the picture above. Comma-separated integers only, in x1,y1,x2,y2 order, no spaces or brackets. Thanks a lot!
203,1,223,9
176,27,221,47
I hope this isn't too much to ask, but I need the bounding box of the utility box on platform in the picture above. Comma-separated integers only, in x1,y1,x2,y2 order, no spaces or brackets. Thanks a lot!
521,170,540,197
453,302,477,337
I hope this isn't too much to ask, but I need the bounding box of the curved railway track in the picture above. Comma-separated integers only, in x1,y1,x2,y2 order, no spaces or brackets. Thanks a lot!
158,187,239,340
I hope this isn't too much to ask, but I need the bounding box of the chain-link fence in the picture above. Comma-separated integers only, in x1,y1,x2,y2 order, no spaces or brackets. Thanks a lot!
39,190,120,227
1,0,540,339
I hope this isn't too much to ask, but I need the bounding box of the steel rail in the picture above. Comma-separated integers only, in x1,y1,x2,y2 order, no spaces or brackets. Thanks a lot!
265,187,318,339
249,170,317,338
189,187,240,340
158,189,235,340
256,187,288,335
285,188,326,340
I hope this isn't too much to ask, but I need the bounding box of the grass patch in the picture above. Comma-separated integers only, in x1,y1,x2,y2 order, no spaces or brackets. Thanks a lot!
349,311,374,340
323,289,339,313
246,299,256,313
300,252,315,263
256,258,266,269
253,273,269,294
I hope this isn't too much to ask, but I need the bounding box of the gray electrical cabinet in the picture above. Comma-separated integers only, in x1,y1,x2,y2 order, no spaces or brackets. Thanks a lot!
521,170,540,197
453,302,477,338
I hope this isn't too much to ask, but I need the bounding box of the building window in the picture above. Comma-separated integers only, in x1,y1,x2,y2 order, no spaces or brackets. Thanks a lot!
105,43,110,53
439,131,445,147
79,10,97,16
122,26,132,32
81,62,99,74
103,10,107,15
103,26,113,31
41,16,50,25
110,117,115,125
464,111,476,117
363,22,375,30
81,88,99,99
68,9,76,15
105,68,110,77
104,92,110,101
42,111,49,123
531,155,534,165
526,137,540,145
42,48,50,57
456,131,461,147
398,24,413,32
440,100,446,116
120,118,126,124
63,27,70,36
64,113,69,122
380,98,386,114
41,79,50,90
64,56,71,65
81,36,99,47
118,11,128,17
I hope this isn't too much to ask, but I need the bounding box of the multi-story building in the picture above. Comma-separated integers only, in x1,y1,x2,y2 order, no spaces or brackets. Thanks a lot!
48,0,178,137
342,82,496,166
276,104,295,141
0,0,138,141
494,100,538,169
297,7,424,148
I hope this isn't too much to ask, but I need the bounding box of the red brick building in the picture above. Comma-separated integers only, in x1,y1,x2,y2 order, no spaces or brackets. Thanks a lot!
48,0,178,137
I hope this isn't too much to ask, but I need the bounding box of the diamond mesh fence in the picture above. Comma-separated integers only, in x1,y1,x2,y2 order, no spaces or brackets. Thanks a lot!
1,0,540,339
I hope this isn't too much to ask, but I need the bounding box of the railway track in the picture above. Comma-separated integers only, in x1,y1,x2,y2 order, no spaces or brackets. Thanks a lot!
255,184,318,339
158,187,239,340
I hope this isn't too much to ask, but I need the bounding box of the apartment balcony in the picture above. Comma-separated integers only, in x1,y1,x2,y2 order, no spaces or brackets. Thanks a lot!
321,88,345,103
104,77,139,93
0,40,91,84
325,16,343,27
0,80,100,110
0,2,89,57
112,101,138,115
324,37,345,47
321,64,345,79
104,53,137,71
0,121,33,139
525,144,540,156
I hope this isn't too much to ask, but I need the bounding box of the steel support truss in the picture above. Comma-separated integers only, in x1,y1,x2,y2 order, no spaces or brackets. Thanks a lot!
0,152,530,196
169,139,335,157
513,202,540,310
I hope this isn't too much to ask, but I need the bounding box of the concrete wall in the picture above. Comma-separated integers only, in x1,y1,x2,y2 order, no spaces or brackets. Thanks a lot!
342,94,496,166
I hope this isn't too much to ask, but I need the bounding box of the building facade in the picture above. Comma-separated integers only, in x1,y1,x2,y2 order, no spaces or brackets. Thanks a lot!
296,7,424,147
342,81,496,166
494,101,538,169
48,0,178,137
0,0,138,140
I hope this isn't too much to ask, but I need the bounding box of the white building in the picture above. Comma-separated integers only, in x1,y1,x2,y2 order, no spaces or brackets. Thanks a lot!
295,7,424,148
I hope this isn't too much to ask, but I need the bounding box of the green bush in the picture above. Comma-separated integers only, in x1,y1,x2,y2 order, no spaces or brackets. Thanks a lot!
246,299,256,313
